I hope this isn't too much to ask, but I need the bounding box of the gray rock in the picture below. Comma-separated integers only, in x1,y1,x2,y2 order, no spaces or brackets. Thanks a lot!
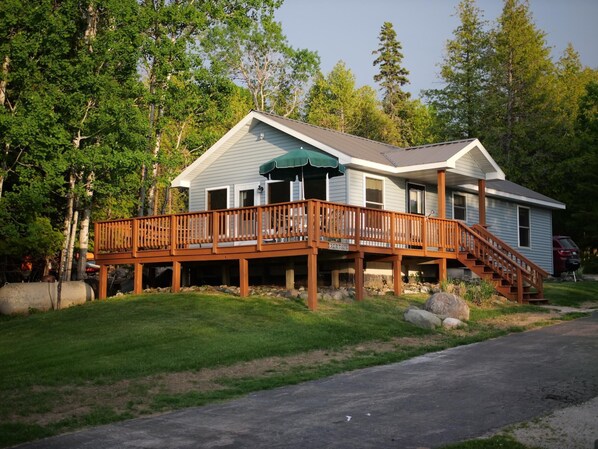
424,292,470,320
404,309,442,329
443,317,467,329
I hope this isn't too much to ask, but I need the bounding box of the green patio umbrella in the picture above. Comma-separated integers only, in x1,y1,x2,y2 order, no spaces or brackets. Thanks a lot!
259,148,346,199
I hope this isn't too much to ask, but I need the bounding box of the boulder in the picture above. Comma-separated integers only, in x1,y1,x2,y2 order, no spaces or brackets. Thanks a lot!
443,317,467,329
0,281,95,315
404,308,442,329
424,292,470,320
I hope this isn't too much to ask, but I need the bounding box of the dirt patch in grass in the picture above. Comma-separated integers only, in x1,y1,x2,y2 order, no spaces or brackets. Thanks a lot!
479,312,561,329
7,335,445,427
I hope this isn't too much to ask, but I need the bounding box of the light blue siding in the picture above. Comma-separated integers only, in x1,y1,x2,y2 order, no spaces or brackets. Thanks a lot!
346,168,405,212
454,152,485,178
189,122,333,210
485,197,553,273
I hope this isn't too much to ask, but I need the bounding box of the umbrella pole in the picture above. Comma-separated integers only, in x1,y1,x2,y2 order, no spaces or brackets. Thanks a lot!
301,166,305,200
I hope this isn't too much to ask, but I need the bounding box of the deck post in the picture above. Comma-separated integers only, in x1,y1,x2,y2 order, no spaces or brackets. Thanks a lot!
239,258,249,297
172,261,181,293
437,169,446,219
438,258,447,282
393,254,403,296
99,264,108,299
307,250,318,310
285,260,295,289
478,179,486,227
517,267,523,303
354,252,364,301
331,267,340,289
134,262,143,294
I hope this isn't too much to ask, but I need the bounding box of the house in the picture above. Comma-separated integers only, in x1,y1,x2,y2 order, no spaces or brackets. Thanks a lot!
94,110,565,309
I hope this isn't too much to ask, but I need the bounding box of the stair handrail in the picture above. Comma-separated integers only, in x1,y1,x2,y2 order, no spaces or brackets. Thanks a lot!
458,223,546,300
471,224,549,278
458,223,529,283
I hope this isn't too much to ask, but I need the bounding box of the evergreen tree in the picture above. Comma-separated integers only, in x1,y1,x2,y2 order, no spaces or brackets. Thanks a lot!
424,0,490,140
483,0,556,188
372,22,413,145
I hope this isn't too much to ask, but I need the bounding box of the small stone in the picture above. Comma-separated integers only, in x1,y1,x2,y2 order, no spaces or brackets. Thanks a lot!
443,317,467,329
404,309,441,329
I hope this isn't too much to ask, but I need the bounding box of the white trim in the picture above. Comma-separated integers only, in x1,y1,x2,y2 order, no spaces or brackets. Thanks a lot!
172,112,260,188
234,182,261,208
205,185,230,210
363,173,385,209
446,140,505,180
172,112,506,189
517,205,531,248
458,183,566,210
452,192,467,221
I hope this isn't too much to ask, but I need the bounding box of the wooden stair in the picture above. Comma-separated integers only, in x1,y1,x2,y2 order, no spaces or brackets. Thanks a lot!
457,224,549,304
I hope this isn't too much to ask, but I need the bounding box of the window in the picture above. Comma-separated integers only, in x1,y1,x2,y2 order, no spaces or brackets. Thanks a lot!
518,206,530,247
303,177,327,200
365,176,384,209
238,189,254,208
453,193,466,221
407,183,425,215
207,188,228,210
267,181,290,204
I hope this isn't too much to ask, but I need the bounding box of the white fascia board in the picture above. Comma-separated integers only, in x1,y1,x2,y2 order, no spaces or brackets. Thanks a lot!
171,111,258,188
447,139,506,180
458,183,566,210
254,114,352,164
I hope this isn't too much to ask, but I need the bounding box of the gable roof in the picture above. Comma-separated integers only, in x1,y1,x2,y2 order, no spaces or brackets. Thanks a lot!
172,110,505,188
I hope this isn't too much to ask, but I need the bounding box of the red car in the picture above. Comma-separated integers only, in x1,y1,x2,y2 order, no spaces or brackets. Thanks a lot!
552,236,581,276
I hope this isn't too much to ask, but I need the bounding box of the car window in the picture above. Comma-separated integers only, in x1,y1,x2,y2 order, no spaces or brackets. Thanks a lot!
557,238,578,249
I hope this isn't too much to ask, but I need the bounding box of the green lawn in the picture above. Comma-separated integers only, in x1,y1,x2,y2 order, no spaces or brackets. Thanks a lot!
543,280,598,307
0,287,590,447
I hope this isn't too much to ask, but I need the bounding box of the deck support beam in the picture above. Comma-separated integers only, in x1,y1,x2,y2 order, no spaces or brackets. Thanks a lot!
331,267,340,289
393,255,403,296
239,258,249,297
172,261,181,293
307,251,318,310
437,169,446,219
478,179,486,227
285,260,295,290
438,258,447,282
134,262,143,294
354,252,364,301
99,265,108,299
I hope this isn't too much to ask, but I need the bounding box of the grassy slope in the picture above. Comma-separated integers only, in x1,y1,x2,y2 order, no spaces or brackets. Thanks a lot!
0,286,586,447
543,280,598,307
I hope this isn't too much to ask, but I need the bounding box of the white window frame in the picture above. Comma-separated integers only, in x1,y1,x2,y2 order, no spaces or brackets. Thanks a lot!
406,182,426,215
517,205,531,248
452,192,467,221
234,182,261,208
205,185,230,210
363,174,385,209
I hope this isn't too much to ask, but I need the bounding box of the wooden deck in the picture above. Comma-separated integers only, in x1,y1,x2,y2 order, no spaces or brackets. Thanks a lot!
94,200,547,309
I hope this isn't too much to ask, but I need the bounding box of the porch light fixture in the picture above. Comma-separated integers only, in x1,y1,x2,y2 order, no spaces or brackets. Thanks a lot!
257,185,264,193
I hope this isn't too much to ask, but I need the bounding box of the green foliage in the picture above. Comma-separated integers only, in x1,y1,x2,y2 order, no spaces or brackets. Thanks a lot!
440,278,496,305
424,0,490,140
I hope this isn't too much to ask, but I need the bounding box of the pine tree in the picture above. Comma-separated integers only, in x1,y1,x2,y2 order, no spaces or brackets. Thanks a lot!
372,22,410,119
483,0,556,187
424,0,490,140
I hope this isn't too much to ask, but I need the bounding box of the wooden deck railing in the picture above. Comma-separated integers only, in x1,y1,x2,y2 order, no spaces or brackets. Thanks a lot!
95,200,461,256
470,224,547,296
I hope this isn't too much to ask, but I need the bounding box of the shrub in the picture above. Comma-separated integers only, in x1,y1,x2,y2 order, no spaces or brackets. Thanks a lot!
440,278,495,305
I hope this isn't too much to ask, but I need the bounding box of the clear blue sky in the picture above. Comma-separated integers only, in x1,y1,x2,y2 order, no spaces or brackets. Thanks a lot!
275,0,598,98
